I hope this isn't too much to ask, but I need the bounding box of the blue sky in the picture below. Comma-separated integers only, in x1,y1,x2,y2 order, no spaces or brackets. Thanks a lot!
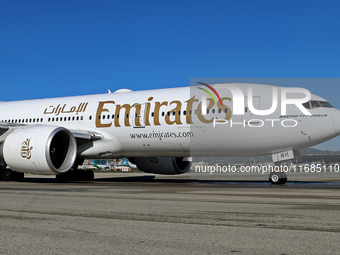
1,0,340,150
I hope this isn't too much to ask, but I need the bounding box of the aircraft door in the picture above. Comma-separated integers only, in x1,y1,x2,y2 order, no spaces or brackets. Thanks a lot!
130,103,145,128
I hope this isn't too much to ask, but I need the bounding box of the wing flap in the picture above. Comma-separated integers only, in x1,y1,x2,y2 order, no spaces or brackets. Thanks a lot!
0,123,8,130
70,130,103,141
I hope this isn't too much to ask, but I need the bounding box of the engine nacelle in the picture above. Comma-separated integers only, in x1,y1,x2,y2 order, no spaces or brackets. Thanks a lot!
131,157,192,175
2,126,77,175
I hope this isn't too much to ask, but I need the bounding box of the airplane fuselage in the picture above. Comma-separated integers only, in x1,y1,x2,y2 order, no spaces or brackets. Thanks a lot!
0,83,339,161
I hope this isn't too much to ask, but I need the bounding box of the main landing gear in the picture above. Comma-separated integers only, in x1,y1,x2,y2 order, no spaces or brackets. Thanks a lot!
56,169,94,182
0,160,24,181
0,168,25,182
55,159,94,182
269,171,287,185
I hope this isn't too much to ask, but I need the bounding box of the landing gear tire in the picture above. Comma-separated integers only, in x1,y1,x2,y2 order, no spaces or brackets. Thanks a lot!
2,169,13,181
56,172,70,182
269,172,287,185
56,170,94,182
84,170,94,181
13,172,25,182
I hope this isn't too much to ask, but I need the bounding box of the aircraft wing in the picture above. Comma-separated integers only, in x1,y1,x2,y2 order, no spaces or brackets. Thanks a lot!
0,122,27,130
0,122,103,141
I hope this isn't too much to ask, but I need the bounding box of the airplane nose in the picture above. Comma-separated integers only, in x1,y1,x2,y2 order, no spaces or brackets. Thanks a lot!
333,110,340,135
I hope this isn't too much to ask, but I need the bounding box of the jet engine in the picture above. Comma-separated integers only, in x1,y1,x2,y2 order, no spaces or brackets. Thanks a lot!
1,126,77,175
131,157,192,175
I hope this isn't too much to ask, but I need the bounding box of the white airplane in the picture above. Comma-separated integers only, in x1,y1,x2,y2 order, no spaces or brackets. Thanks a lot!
0,83,338,184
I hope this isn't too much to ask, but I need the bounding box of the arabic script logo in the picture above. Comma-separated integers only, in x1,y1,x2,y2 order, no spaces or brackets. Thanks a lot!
21,138,33,159
196,82,222,106
44,102,89,116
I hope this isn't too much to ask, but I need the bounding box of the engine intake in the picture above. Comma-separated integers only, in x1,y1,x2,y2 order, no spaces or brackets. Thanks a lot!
2,126,77,175
131,157,192,175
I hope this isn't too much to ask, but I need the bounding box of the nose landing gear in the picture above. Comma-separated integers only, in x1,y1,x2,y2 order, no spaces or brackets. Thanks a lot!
269,172,287,185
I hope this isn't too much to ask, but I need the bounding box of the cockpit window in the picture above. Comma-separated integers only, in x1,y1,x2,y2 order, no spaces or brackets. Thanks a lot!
305,100,333,109
311,100,321,109
303,102,311,109
319,101,333,107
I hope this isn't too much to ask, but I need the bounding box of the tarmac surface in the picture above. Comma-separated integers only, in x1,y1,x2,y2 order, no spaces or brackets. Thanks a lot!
0,172,340,254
